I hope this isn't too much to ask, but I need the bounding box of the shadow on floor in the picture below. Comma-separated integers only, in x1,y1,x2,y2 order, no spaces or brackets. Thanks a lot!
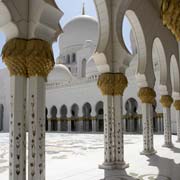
145,153,180,180
104,169,139,180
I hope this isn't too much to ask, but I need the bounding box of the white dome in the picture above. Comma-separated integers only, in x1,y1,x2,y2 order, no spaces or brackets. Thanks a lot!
86,57,99,78
59,15,98,53
48,64,72,82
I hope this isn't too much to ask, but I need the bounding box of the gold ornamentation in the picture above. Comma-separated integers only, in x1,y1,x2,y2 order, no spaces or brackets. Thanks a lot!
160,95,173,108
26,39,54,77
161,0,180,41
138,87,156,104
2,38,54,77
174,100,180,110
97,73,128,96
2,39,27,76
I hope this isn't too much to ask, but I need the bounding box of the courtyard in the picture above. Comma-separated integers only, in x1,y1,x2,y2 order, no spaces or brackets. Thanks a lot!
0,133,179,180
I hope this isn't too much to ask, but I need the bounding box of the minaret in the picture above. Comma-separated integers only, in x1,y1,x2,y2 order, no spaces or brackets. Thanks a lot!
82,2,85,15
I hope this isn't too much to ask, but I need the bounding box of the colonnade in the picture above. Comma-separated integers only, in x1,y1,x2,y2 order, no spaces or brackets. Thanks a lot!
2,38,54,180
97,73,180,171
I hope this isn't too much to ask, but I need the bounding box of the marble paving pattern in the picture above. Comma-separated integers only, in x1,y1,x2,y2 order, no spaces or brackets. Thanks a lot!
0,133,179,180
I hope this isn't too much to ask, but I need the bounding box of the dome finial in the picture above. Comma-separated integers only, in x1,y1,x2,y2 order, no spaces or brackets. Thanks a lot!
82,1,85,15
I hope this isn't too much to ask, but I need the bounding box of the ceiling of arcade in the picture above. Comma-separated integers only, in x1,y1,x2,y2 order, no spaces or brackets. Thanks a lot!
0,0,63,43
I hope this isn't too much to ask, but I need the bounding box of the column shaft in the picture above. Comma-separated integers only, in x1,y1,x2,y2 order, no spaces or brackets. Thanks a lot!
141,103,156,155
9,76,27,180
163,107,173,146
114,96,127,168
28,77,45,180
176,110,180,142
68,120,71,132
100,95,115,168
57,120,61,131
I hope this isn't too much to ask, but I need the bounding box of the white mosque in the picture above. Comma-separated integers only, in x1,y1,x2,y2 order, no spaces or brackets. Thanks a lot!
0,8,175,135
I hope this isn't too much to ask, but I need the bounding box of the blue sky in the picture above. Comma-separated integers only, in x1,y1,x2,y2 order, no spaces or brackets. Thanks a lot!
0,0,131,69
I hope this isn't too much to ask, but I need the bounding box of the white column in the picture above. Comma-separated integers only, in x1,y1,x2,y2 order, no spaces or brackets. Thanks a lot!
67,111,71,132
78,110,83,132
141,103,156,155
9,76,27,180
114,96,128,169
28,77,45,180
99,95,116,169
47,112,51,132
91,108,96,132
57,118,61,132
174,100,180,142
176,110,180,142
162,107,173,147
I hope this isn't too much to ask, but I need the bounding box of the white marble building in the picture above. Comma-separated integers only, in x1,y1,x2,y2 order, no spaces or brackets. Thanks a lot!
0,11,175,134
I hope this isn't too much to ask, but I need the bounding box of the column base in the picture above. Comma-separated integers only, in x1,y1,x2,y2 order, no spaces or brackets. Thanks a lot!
162,143,174,148
140,149,157,156
101,169,136,180
99,162,129,170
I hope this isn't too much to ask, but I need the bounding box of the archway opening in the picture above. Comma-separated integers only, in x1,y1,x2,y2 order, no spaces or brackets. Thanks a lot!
71,104,79,131
95,101,104,132
81,59,87,78
60,105,68,131
51,106,58,131
125,98,139,133
83,103,92,132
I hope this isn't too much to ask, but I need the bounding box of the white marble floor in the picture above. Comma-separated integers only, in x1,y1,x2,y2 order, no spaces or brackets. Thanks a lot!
0,133,179,180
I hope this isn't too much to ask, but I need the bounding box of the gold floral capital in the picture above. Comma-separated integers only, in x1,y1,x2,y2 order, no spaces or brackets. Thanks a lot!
97,73,128,96
160,95,173,108
2,38,54,77
138,87,156,104
174,100,180,110
2,39,27,76
161,0,180,41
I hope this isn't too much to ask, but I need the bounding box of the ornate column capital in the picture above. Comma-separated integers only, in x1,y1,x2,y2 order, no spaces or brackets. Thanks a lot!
160,95,173,108
2,38,27,76
174,100,180,110
26,39,54,77
2,38,54,77
138,87,156,104
97,73,128,96
161,0,180,41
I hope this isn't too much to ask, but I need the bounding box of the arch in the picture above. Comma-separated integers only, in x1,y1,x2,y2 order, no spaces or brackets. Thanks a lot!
94,0,109,52
50,106,57,131
71,104,79,118
170,55,180,93
60,104,67,118
125,98,139,133
95,101,104,132
82,103,92,132
83,103,92,116
125,98,138,114
152,38,167,86
71,103,79,131
72,53,76,63
123,10,147,74
60,105,68,131
81,58,87,77
67,54,70,64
